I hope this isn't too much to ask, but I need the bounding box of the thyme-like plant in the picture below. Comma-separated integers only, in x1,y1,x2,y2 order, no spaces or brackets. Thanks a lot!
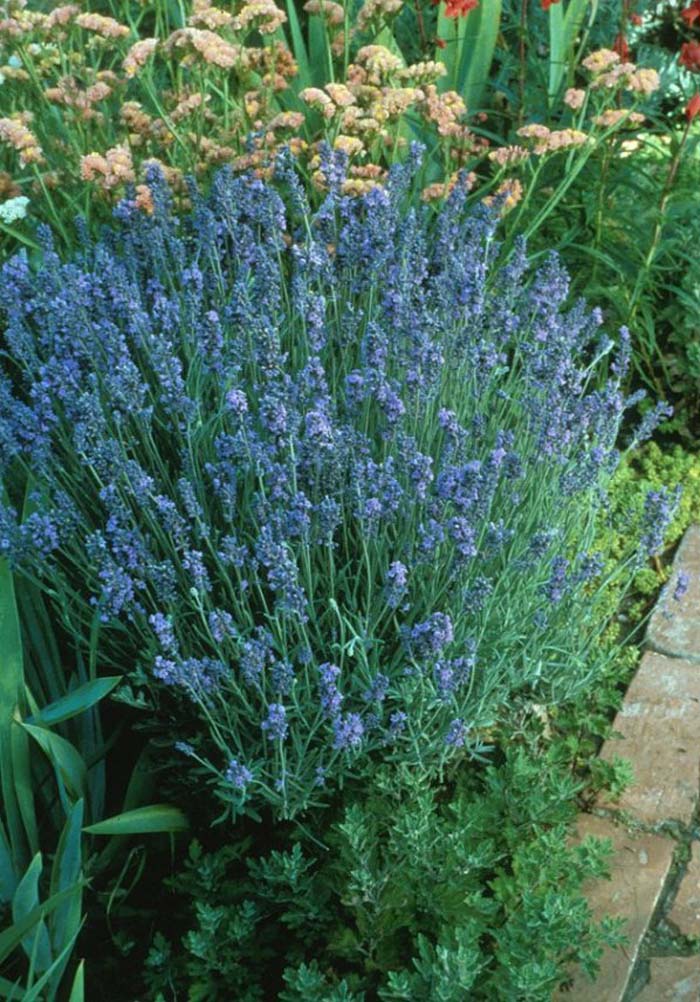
143,750,625,1001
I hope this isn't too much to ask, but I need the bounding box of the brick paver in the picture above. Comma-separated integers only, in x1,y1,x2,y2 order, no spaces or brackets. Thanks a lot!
635,955,700,1001
647,523,700,663
555,814,674,1001
560,525,700,1001
595,651,700,825
668,842,700,940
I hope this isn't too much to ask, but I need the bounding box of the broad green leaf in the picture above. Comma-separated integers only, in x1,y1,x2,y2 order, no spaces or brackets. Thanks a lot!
0,823,17,904
49,800,83,992
548,0,565,103
457,0,502,113
11,854,51,972
20,725,87,804
67,961,84,1002
0,884,83,966
10,720,38,860
549,0,590,103
0,972,24,999
308,14,332,86
283,0,311,90
0,551,34,869
16,583,63,706
436,6,460,91
92,749,158,872
437,0,501,112
83,804,189,836
18,490,63,704
374,26,405,64
26,678,121,728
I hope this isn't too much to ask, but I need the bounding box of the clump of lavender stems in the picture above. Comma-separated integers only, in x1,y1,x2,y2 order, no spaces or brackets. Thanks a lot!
0,151,675,819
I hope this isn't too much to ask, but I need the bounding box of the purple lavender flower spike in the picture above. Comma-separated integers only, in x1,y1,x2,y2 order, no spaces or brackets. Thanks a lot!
674,570,690,602
261,703,288,742
225,758,253,790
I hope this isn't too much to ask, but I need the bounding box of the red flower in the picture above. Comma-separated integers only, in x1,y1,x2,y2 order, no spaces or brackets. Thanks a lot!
630,12,643,25
540,0,561,9
612,33,630,60
687,92,700,121
680,40,700,72
681,0,700,26
444,0,478,15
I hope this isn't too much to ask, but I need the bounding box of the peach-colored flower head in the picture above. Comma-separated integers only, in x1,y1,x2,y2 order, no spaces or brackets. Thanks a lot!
342,177,382,196
0,115,45,166
164,28,244,69
0,171,21,199
563,87,585,109
421,170,474,202
300,86,335,118
349,163,384,179
331,30,350,57
123,38,158,78
80,145,135,189
188,0,233,29
75,12,129,38
44,5,78,27
267,110,304,130
593,108,645,127
516,123,550,151
170,92,209,122
398,60,447,84
484,177,523,213
333,134,365,156
374,86,421,121
544,128,587,150
233,0,287,34
488,144,529,166
356,0,403,31
517,123,550,140
0,17,26,37
581,48,620,74
626,68,659,96
619,138,641,157
421,85,467,137
325,82,356,107
421,182,446,202
302,0,345,26
120,101,156,139
134,184,155,214
355,45,403,80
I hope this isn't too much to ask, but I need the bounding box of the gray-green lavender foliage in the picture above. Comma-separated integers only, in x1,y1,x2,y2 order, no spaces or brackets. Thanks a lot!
0,150,673,822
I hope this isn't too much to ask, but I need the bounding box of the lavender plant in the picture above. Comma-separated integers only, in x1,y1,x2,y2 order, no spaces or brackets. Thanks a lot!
0,149,673,820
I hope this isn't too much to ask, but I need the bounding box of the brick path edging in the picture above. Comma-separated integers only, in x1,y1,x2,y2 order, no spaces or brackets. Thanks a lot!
555,525,700,1001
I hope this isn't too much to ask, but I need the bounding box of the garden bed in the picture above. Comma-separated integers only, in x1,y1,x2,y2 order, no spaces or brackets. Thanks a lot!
0,0,700,997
